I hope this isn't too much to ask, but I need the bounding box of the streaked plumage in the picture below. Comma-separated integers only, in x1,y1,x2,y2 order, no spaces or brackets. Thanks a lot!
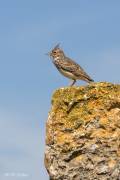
47,44,94,86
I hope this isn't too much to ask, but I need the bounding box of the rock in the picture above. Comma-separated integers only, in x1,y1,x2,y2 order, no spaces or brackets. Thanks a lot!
44,82,120,180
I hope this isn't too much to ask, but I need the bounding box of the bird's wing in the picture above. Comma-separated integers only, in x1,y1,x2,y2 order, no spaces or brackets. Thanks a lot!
55,57,79,71
57,57,93,81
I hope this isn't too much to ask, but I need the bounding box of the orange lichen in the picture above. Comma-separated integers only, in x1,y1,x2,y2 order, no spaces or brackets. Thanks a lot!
45,82,120,179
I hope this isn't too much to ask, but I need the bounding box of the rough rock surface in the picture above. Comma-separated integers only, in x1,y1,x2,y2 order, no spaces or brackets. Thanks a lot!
45,82,120,180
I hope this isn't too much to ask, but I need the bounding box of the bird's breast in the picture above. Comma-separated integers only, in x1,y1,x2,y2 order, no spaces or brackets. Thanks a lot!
53,57,61,67
57,67,76,80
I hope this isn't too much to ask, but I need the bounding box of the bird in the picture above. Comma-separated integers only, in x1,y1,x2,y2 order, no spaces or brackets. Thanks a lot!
47,44,94,86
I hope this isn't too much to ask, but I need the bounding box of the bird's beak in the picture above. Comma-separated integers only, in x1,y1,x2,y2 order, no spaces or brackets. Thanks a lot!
45,51,51,56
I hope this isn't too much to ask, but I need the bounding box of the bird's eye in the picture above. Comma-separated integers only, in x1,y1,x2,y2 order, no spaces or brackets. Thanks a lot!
53,51,56,54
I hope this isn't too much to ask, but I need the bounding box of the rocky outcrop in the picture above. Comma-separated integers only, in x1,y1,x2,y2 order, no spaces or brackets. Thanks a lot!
45,82,120,180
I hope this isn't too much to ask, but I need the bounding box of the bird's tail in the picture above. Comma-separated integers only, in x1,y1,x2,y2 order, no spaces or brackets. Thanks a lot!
82,74,94,83
86,77,94,83
89,78,94,82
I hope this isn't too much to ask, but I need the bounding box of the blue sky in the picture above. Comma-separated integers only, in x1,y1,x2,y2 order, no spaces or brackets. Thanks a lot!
0,1,120,179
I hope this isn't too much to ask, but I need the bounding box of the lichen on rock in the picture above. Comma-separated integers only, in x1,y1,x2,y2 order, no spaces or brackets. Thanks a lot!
45,82,120,180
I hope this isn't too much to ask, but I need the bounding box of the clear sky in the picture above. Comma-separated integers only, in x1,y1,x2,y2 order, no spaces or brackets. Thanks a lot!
0,1,120,180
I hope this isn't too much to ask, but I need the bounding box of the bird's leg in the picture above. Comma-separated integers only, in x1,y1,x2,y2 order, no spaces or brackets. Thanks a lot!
69,79,76,86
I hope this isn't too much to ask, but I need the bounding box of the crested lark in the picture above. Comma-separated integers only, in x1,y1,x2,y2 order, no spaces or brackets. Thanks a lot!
47,44,94,86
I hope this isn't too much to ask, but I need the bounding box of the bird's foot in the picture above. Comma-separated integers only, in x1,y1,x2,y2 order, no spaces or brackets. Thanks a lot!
69,80,76,86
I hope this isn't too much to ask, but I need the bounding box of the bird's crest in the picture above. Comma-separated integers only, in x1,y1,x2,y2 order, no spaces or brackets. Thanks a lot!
53,43,60,50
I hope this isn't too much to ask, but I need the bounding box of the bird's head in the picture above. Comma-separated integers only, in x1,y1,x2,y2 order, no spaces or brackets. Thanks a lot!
47,44,65,59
